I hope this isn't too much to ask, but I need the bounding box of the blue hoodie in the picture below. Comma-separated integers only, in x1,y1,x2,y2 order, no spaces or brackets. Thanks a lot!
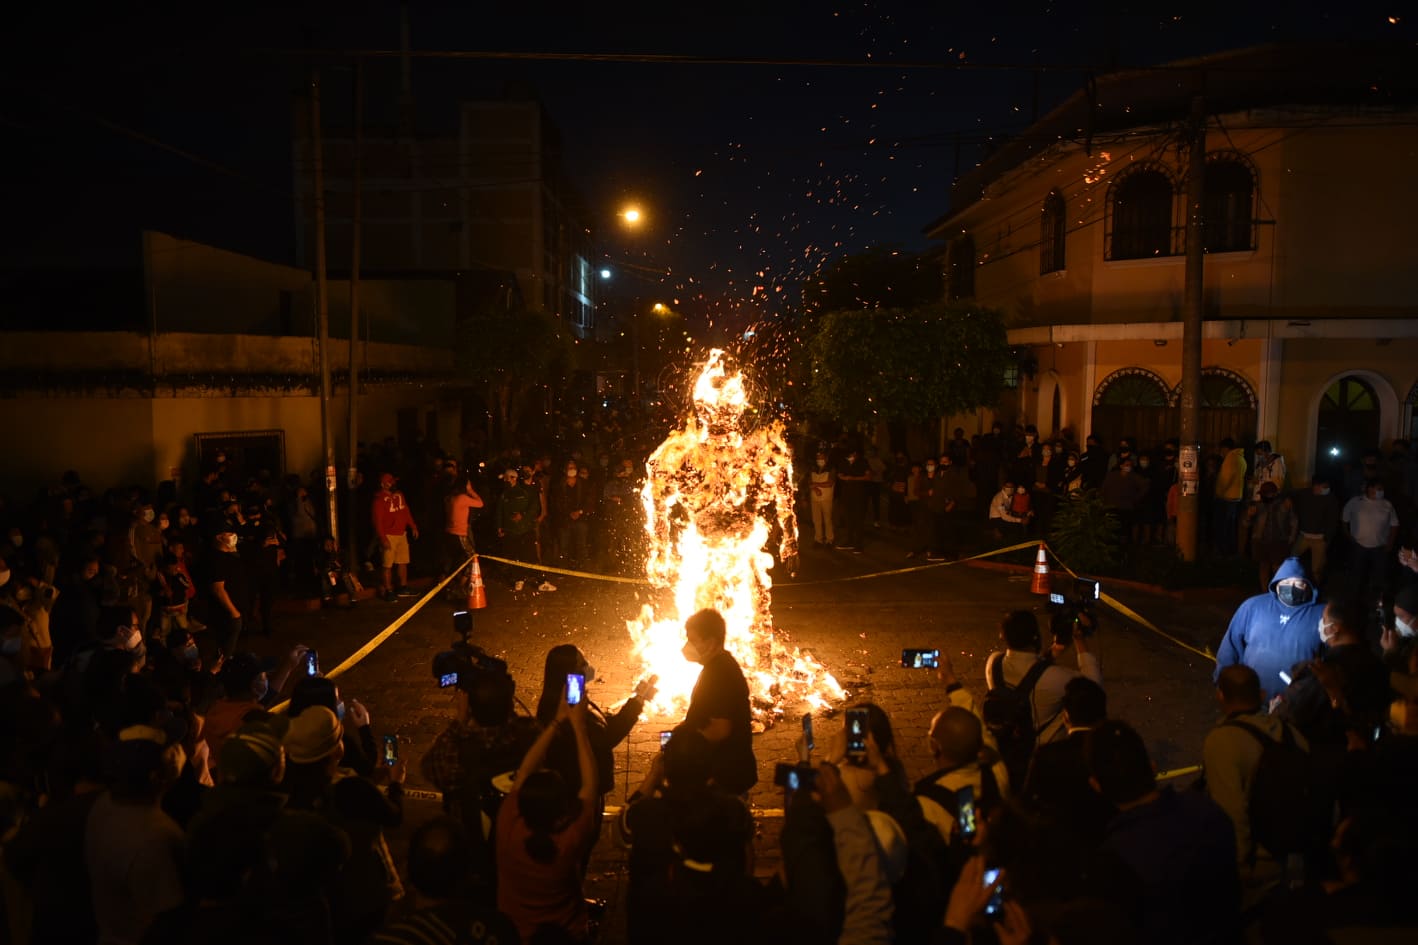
1213,557,1324,700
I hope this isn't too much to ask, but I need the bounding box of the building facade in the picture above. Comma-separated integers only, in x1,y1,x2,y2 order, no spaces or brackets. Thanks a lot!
0,232,461,498
926,44,1418,481
293,94,598,339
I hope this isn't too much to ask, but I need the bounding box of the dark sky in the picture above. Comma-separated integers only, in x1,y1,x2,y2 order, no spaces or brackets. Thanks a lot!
4,2,1412,328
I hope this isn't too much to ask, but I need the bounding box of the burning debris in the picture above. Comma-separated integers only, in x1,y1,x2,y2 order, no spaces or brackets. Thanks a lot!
627,349,845,726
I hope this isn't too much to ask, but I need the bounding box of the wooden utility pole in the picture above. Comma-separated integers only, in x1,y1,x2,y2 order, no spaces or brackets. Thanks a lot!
1177,93,1206,561
310,68,338,546
347,61,364,570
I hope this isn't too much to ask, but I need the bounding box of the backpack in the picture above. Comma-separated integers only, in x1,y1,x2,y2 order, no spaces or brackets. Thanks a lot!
1223,718,1323,858
982,656,1052,786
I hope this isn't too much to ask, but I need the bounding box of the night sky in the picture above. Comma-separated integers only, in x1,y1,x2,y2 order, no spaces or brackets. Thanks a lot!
3,2,1411,330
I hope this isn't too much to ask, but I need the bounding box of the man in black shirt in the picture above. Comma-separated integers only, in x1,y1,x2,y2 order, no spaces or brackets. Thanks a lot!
204,528,252,655
681,608,757,794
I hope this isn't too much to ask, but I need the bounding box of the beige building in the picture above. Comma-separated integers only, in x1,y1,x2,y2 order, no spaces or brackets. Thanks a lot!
0,232,461,498
926,43,1418,480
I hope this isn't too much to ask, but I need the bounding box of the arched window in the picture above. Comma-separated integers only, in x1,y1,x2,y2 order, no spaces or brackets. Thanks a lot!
947,234,975,301
1108,167,1174,260
1204,158,1255,253
1092,368,1172,449
1040,190,1066,274
1317,375,1382,470
1096,371,1170,407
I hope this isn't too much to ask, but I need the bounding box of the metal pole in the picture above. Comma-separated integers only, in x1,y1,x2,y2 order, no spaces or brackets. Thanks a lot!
1177,93,1206,562
347,61,363,570
311,67,338,546
631,313,640,404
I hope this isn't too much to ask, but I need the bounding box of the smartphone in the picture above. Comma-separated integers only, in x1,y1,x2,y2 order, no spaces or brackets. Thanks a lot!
773,762,818,792
438,671,459,689
1076,577,1100,601
660,730,673,751
956,784,977,841
846,708,868,762
453,610,473,635
566,672,585,706
382,734,398,767
1278,671,1292,686
901,648,940,669
982,867,1005,918
1372,725,1383,744
1048,592,1066,606
802,713,815,752
304,649,319,677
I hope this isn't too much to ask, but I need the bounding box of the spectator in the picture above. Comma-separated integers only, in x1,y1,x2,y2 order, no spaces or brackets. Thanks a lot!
372,472,419,603
1085,720,1240,945
806,450,836,547
1340,479,1398,603
496,683,598,943
835,446,871,553
1382,580,1418,672
1202,665,1311,907
443,476,484,600
917,705,1005,843
1020,676,1114,841
1250,440,1288,502
1291,479,1340,584
811,762,894,945
549,459,593,568
1248,481,1298,592
201,648,304,770
1214,557,1324,701
1100,458,1148,543
369,817,519,945
1214,437,1249,556
84,724,187,945
202,527,252,655
496,466,552,593
987,479,1029,543
1275,600,1389,747
985,609,1103,757
681,608,757,795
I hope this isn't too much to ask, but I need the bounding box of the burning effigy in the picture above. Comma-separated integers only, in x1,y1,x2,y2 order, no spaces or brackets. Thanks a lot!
627,349,844,725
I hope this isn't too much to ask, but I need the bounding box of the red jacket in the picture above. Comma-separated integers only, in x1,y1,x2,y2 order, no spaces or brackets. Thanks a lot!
372,489,416,536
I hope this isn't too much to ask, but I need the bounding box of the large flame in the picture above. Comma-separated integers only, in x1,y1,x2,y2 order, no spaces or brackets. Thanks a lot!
627,349,845,723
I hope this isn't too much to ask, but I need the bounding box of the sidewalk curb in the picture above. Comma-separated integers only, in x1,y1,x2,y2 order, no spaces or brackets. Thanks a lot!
962,558,1187,600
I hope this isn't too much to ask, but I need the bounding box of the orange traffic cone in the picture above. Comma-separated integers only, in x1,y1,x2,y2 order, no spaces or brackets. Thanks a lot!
467,555,488,610
1030,543,1050,595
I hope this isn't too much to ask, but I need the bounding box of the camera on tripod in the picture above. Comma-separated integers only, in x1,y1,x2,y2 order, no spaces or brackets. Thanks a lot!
432,610,516,726
1048,577,1100,646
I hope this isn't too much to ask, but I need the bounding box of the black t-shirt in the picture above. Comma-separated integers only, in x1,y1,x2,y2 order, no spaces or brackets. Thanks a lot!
685,649,757,794
204,551,251,613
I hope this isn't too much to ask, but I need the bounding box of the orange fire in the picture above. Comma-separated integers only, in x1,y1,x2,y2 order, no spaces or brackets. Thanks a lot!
627,349,845,724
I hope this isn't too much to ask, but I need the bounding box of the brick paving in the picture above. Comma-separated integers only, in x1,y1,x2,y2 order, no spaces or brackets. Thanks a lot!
240,530,1246,941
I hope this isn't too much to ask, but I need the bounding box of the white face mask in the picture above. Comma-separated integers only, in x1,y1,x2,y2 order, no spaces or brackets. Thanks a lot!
1397,615,1417,640
1373,490,1385,501
681,640,702,663
925,464,936,473
816,459,826,467
142,509,155,523
1318,617,1338,646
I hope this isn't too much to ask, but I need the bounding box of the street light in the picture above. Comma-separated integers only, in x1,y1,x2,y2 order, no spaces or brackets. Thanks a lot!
599,268,612,280
620,205,643,227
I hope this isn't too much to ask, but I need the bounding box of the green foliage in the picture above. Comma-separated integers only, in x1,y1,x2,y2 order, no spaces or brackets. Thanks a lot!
1047,490,1120,573
804,302,1009,426
457,310,572,438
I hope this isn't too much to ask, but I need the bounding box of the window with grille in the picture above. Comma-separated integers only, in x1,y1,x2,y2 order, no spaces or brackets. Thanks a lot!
1203,159,1255,253
1108,168,1174,260
1040,190,1066,274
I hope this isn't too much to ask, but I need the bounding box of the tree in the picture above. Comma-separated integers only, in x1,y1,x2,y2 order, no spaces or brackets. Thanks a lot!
457,309,572,443
803,245,943,313
805,302,1010,426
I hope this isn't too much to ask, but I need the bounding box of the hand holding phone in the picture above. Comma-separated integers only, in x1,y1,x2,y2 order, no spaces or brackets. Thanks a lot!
982,867,1006,919
382,734,398,766
304,649,320,677
956,784,977,841
566,673,585,706
660,730,673,751
846,708,868,763
901,648,940,669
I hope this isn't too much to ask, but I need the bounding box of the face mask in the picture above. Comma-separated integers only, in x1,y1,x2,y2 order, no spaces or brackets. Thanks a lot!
1121,467,1132,475
681,640,701,663
1139,460,1150,469
1396,616,1417,639
251,676,270,701
1042,451,1053,459
120,627,143,652
1025,436,1036,445
142,509,155,523
1016,487,1026,495
1,636,20,656
1373,490,1385,501
848,456,858,463
1318,486,1330,495
816,459,826,467
1067,459,1077,468
220,535,238,553
1276,584,1312,607
583,663,597,682
1318,617,1338,645
335,700,346,721
925,464,936,473
181,643,200,664
15,586,33,603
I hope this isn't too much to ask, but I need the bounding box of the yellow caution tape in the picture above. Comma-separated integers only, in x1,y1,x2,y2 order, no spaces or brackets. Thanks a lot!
1156,764,1203,782
1041,542,1216,664
475,553,651,586
785,540,1041,586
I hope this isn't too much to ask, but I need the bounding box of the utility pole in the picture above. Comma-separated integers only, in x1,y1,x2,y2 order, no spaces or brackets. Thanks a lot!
311,68,338,546
1176,92,1206,561
347,60,363,571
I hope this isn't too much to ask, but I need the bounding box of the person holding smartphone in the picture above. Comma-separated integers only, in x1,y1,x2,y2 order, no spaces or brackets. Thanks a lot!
496,679,599,944
681,608,757,795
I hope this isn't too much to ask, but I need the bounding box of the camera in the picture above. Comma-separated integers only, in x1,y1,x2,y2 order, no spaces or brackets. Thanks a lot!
774,762,818,792
901,648,939,669
432,612,516,726
1049,577,1100,646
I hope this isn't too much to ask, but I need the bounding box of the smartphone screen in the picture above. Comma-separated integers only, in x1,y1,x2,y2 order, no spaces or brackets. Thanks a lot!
660,730,673,750
956,784,977,840
901,648,941,669
983,868,1005,917
1279,671,1292,686
1049,592,1065,605
304,650,319,677
802,713,815,752
439,671,459,688
566,673,585,706
382,734,398,766
846,708,868,759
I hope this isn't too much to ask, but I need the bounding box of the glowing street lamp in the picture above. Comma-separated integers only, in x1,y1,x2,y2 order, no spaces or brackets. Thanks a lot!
599,268,612,280
620,205,643,227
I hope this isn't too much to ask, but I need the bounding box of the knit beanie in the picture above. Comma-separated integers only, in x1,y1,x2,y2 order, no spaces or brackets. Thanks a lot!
283,706,343,764
219,716,289,785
